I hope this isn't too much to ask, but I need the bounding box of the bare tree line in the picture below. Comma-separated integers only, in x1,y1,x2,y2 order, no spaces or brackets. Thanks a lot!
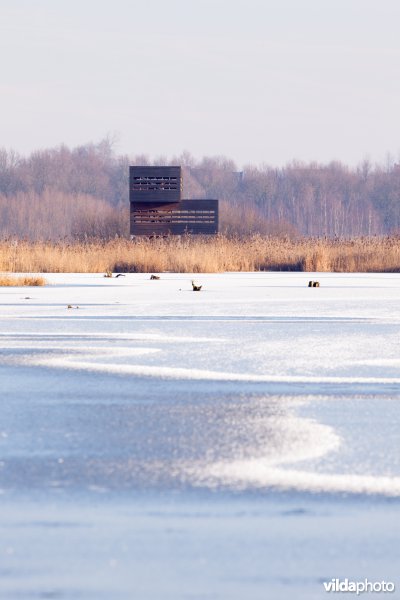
0,190,128,240
0,139,399,239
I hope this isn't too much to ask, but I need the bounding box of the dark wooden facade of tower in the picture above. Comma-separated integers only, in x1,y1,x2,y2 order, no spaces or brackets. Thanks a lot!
130,166,218,236
130,166,182,204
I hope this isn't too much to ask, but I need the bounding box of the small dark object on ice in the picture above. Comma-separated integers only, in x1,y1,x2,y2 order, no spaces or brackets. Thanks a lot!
150,274,160,280
192,280,202,292
115,273,125,278
67,304,79,309
308,280,320,287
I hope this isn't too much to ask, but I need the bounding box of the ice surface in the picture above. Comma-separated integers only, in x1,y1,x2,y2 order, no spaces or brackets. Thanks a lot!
0,272,400,599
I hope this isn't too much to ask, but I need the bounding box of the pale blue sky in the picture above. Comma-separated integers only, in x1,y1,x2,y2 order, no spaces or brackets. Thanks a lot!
1,0,400,166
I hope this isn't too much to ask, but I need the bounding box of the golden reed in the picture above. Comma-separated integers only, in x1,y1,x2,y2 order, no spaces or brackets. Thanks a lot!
0,236,400,274
0,274,47,286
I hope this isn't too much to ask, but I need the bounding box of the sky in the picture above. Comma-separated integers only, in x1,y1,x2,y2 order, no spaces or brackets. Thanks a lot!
1,0,400,167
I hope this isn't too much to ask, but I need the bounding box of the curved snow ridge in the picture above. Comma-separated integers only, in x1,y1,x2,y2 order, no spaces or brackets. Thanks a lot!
27,349,159,369
190,415,400,498
1,345,161,355
28,357,400,384
0,331,222,343
354,358,400,366
203,461,400,497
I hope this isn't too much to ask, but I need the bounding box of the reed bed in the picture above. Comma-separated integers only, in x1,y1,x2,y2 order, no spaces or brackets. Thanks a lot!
0,236,400,273
0,274,47,286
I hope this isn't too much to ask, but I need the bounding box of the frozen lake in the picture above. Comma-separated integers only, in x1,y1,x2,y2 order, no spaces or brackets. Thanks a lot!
1,272,399,599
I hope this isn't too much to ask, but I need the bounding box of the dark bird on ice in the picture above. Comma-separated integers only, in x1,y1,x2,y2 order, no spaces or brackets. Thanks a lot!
191,280,202,291
150,274,160,280
115,273,125,278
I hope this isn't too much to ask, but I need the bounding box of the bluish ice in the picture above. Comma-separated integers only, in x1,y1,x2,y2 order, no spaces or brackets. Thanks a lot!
1,272,399,599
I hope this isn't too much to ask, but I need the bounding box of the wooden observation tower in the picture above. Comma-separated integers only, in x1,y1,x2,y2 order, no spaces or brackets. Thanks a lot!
130,166,218,236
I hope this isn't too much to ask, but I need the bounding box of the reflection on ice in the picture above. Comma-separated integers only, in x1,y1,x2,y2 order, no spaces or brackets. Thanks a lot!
190,407,400,497
207,463,400,496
